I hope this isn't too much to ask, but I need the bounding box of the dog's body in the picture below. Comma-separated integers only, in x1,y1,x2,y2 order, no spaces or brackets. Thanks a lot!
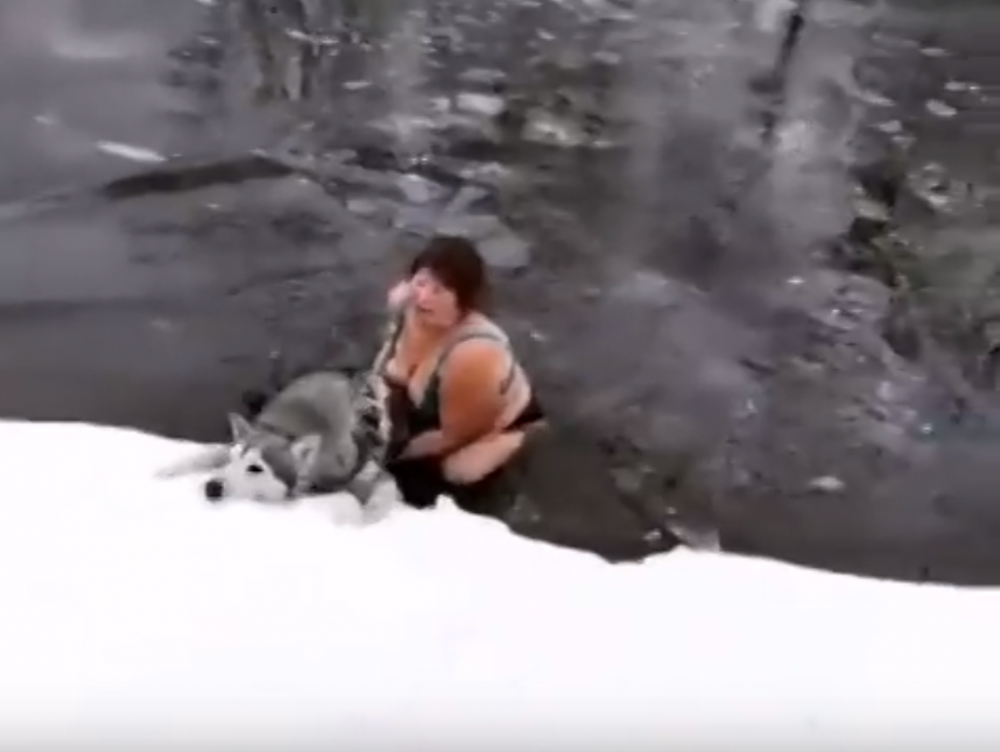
156,297,408,515
158,370,388,506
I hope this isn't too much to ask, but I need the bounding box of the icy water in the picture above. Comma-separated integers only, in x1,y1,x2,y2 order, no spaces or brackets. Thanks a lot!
2,0,1000,584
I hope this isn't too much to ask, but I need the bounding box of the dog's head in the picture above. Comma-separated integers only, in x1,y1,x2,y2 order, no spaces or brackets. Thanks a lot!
203,413,323,503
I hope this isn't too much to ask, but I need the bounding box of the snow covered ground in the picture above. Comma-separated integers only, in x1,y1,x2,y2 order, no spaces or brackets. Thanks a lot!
0,420,998,750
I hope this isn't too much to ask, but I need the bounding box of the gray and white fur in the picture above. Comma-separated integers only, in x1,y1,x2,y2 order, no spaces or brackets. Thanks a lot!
155,299,407,510
158,371,387,506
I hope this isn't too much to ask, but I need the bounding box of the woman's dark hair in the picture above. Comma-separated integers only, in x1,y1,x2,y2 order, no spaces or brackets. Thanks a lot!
408,234,489,312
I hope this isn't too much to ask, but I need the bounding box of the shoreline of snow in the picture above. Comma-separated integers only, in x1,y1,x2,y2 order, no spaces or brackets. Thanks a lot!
0,418,998,749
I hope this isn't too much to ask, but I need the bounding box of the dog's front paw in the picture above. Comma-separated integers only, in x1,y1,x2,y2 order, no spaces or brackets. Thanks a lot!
328,496,367,527
153,465,178,480
154,458,195,480
354,479,400,525
154,445,230,481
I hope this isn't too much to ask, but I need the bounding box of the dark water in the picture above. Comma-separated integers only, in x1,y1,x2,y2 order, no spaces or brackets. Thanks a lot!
2,0,999,584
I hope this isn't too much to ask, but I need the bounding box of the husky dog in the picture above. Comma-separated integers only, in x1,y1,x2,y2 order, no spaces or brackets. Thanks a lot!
157,370,388,506
156,301,408,508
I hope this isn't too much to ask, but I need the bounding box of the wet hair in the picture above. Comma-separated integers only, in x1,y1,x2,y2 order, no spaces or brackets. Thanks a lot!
408,235,489,313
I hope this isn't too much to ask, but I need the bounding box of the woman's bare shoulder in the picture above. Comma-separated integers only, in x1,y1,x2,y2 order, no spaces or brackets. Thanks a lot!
468,312,508,335
442,337,508,386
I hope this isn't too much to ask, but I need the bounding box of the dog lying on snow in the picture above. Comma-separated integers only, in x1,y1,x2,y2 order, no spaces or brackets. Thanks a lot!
156,302,407,511
155,369,391,509
156,299,408,515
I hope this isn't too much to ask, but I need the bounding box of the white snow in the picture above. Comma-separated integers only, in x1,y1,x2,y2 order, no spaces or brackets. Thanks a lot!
0,419,999,750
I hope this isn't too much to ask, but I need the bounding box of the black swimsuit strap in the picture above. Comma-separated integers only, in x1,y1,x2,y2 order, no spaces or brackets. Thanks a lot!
419,330,517,414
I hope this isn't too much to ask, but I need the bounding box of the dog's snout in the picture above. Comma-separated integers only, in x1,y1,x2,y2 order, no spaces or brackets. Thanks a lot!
203,478,225,502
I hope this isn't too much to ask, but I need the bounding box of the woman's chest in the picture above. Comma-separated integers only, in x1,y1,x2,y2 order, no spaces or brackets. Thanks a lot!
388,326,446,400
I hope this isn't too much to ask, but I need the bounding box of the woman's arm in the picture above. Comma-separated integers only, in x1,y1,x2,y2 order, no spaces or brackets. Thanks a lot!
399,340,507,460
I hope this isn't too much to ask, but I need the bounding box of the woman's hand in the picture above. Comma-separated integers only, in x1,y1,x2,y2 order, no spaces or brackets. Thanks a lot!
387,279,413,312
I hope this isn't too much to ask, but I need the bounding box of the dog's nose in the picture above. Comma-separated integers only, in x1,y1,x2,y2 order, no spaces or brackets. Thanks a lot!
203,478,225,502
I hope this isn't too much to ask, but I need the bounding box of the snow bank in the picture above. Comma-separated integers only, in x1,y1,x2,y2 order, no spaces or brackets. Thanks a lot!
0,420,996,750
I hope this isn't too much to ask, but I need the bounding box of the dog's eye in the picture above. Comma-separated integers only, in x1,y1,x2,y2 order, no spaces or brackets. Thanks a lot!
247,463,264,475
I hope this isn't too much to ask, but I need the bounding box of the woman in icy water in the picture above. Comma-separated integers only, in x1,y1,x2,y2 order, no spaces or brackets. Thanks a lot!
382,234,546,513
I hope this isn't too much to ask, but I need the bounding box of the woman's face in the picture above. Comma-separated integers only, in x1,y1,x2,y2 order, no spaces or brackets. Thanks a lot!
409,267,461,328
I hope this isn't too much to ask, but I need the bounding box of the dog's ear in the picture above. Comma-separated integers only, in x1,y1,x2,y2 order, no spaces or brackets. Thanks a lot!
227,413,254,444
289,434,323,475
